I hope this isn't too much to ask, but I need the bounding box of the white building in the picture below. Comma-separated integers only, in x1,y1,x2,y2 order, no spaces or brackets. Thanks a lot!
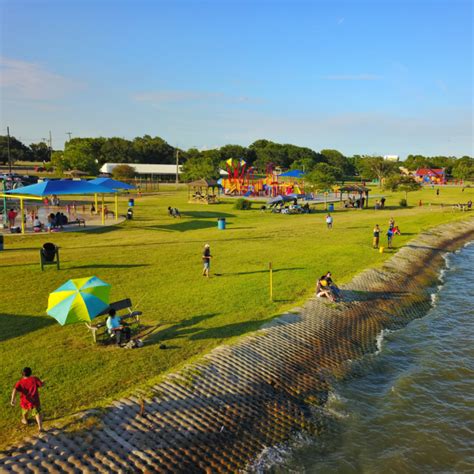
383,155,399,162
100,163,182,177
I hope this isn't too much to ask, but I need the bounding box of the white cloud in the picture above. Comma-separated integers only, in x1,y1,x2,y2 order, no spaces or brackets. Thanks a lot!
323,74,382,81
0,56,84,101
132,90,264,106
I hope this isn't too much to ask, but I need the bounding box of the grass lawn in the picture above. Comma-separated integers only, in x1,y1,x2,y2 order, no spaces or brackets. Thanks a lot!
0,185,473,447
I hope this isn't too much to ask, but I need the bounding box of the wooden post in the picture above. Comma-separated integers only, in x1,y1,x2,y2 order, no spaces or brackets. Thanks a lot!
20,197,24,234
115,193,118,222
269,262,273,301
94,193,98,214
101,194,105,225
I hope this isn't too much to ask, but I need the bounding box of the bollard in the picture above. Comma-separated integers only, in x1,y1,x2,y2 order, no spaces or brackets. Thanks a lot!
379,246,384,253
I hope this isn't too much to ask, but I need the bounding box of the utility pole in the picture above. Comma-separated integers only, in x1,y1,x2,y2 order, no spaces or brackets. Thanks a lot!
49,130,53,162
175,148,179,186
66,132,72,141
7,126,12,175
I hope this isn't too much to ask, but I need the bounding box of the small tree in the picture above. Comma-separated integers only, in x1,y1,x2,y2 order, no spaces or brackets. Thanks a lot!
384,175,421,205
112,164,135,180
305,163,339,209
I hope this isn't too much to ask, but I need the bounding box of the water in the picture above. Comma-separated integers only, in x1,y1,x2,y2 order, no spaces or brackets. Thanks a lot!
262,243,474,473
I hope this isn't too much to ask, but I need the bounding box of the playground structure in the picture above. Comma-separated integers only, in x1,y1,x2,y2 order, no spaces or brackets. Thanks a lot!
414,168,446,185
220,160,305,197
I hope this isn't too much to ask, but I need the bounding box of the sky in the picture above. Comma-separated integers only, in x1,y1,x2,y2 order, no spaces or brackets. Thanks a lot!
0,0,472,158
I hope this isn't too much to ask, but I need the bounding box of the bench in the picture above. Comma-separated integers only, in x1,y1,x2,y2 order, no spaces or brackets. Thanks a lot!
85,298,142,343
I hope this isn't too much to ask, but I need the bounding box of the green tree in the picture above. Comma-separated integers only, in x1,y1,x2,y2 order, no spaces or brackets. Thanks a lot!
0,135,31,164
451,156,474,180
29,142,51,163
62,138,104,174
182,153,220,181
320,149,355,176
384,175,421,205
356,156,398,186
132,135,175,164
101,137,136,163
112,164,136,180
305,163,339,209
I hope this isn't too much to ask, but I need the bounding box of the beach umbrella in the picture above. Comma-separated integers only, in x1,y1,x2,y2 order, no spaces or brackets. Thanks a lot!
47,276,111,326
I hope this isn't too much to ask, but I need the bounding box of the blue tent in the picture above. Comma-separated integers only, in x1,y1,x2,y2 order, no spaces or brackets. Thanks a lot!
6,180,116,196
89,177,135,190
267,195,295,205
279,169,305,178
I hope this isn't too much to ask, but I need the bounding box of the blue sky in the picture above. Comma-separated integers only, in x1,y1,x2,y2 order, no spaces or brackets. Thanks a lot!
1,0,472,157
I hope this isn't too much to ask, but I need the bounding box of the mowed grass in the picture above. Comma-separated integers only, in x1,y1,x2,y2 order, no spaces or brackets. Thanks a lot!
0,185,473,446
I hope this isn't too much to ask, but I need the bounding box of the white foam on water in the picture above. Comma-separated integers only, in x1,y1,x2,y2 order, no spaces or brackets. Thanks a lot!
375,329,391,355
323,391,350,420
245,432,312,473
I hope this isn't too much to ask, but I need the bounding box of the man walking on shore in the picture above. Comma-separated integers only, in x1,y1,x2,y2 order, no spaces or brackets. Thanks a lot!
11,367,45,432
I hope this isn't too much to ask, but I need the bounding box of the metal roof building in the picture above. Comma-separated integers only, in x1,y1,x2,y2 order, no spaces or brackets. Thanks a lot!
100,163,182,176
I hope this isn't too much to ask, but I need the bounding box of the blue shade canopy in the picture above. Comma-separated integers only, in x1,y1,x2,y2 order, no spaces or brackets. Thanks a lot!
89,178,135,190
6,180,117,196
267,195,296,205
279,169,305,178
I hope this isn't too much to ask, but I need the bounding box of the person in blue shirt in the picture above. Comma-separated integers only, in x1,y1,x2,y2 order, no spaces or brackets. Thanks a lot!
106,309,131,346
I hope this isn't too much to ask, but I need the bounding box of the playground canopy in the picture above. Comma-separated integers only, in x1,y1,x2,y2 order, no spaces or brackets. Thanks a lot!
338,184,370,208
187,179,219,204
89,177,135,190
4,180,120,233
279,169,305,179
267,195,295,205
6,179,116,196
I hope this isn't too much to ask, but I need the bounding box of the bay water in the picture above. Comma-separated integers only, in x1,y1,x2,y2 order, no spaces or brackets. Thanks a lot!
255,242,474,473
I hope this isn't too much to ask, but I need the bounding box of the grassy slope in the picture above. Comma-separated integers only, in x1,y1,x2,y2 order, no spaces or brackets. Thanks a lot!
0,186,473,446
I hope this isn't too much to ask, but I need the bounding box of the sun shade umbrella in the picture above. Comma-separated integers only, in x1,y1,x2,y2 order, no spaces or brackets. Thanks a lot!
47,276,111,326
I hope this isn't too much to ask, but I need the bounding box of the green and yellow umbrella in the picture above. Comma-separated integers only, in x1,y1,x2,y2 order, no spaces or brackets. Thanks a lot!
47,276,111,325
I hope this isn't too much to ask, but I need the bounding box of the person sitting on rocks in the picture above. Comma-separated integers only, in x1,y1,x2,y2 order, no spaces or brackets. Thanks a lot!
317,275,336,302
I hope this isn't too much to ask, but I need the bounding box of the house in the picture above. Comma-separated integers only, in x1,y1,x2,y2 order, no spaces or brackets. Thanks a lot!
100,163,182,181
414,168,446,184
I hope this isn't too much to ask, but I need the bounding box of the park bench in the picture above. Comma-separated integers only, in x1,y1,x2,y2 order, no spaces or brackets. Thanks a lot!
69,218,86,227
85,298,142,343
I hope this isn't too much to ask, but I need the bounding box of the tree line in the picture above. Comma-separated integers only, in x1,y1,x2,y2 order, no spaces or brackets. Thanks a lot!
0,134,472,181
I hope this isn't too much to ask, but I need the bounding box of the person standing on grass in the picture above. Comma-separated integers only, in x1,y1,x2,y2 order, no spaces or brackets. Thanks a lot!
11,367,44,433
373,224,381,249
387,227,394,249
202,244,212,277
326,213,333,229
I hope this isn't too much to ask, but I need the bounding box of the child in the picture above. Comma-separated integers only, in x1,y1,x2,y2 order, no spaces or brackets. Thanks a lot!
202,244,212,277
11,367,45,432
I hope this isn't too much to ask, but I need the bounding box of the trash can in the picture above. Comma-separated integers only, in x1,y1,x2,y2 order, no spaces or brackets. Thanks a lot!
127,208,133,220
328,203,334,212
217,217,226,230
0,234,3,251
128,198,135,207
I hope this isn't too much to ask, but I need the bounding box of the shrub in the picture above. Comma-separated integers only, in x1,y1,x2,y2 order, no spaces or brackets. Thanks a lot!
399,198,407,207
234,198,252,210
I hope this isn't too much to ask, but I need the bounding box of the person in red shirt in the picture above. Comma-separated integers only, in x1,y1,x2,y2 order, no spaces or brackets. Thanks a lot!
11,367,45,432
7,208,17,229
